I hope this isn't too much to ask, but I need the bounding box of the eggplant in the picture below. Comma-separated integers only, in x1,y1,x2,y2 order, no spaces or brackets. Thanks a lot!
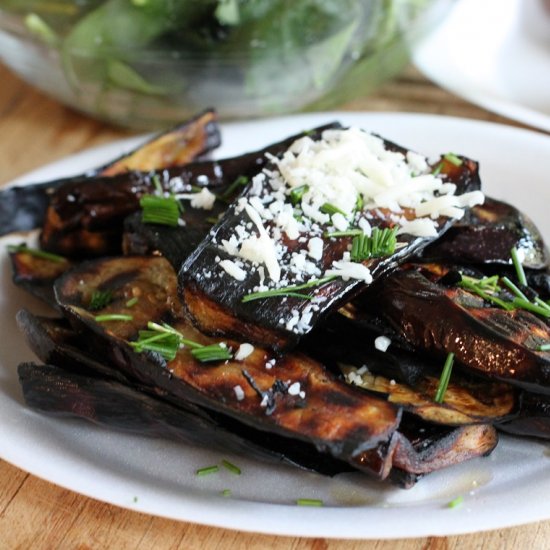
498,391,550,440
8,247,72,307
357,265,550,395
39,123,341,258
0,109,220,236
420,197,549,269
180,139,482,351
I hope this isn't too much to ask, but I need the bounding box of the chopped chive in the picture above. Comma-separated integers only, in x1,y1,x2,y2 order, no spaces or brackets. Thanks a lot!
447,495,464,509
534,297,550,312
242,276,336,303
89,290,113,311
196,465,219,476
206,216,220,224
221,459,241,475
459,277,515,310
25,13,58,45
538,343,550,352
151,174,163,194
501,276,529,301
133,496,138,503
219,175,249,201
510,247,527,286
126,297,139,307
191,344,233,363
94,314,133,322
434,352,455,403
221,489,231,497
323,229,363,238
512,298,550,318
130,332,180,361
140,195,180,226
444,153,463,166
355,194,364,213
289,184,309,205
432,162,443,176
7,244,66,263
296,498,323,507
350,227,397,262
320,202,346,217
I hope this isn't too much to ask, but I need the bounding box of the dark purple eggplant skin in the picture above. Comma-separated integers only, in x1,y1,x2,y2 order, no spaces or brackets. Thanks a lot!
498,391,550,440
420,197,549,269
17,362,354,476
362,267,550,395
0,109,221,237
40,123,341,258
180,149,482,351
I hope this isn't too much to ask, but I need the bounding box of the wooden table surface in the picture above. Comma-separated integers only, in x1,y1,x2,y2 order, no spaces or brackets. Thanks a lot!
1,62,549,549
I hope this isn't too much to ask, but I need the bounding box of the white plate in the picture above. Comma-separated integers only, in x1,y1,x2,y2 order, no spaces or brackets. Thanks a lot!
2,113,550,539
413,0,550,132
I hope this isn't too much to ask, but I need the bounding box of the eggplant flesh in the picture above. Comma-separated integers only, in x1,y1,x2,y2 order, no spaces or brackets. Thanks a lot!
180,144,482,351
54,256,403,474
420,197,549,269
0,109,220,237
357,266,550,395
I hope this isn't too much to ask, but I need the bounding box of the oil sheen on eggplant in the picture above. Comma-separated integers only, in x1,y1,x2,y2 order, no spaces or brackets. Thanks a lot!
39,123,340,258
357,264,550,395
0,109,220,237
420,197,549,269
180,142,482,350
47,254,498,482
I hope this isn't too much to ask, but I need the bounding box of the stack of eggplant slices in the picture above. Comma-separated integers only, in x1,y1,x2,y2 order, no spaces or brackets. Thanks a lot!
3,110,550,489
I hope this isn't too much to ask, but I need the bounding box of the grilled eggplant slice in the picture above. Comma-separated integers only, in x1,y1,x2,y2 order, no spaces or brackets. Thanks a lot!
40,123,340,258
53,255,406,477
8,247,72,307
358,266,550,395
0,110,220,237
180,137,482,351
420,197,549,269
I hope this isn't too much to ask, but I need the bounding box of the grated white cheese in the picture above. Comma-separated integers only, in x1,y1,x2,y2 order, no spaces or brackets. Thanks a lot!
174,187,217,210
307,237,324,261
374,335,392,352
235,343,254,361
233,385,245,401
325,260,373,283
288,382,301,396
219,259,247,281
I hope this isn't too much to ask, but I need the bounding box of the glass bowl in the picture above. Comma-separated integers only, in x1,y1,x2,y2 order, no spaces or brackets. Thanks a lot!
0,0,452,129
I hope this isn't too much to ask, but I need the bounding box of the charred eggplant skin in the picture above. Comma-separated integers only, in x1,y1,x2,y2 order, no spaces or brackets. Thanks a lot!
361,267,550,395
0,109,220,237
420,197,549,269
40,123,341,258
180,142,482,351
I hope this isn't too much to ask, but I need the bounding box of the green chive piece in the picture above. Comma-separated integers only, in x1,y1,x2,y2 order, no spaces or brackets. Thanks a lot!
444,153,463,166
89,290,113,311
130,332,181,361
350,227,398,262
459,277,515,311
94,314,133,322
289,184,309,205
320,202,346,216
7,244,66,263
432,162,443,176
133,496,138,503
221,489,231,497
534,297,550,312
538,343,550,352
323,229,363,239
221,459,241,475
296,498,323,507
196,465,219,476
242,276,336,303
512,298,550,318
219,175,249,201
434,352,455,404
191,344,232,363
25,13,58,45
355,194,364,213
140,195,180,227
126,297,139,308
501,276,529,301
510,247,527,286
206,216,220,224
151,174,163,194
447,495,464,509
